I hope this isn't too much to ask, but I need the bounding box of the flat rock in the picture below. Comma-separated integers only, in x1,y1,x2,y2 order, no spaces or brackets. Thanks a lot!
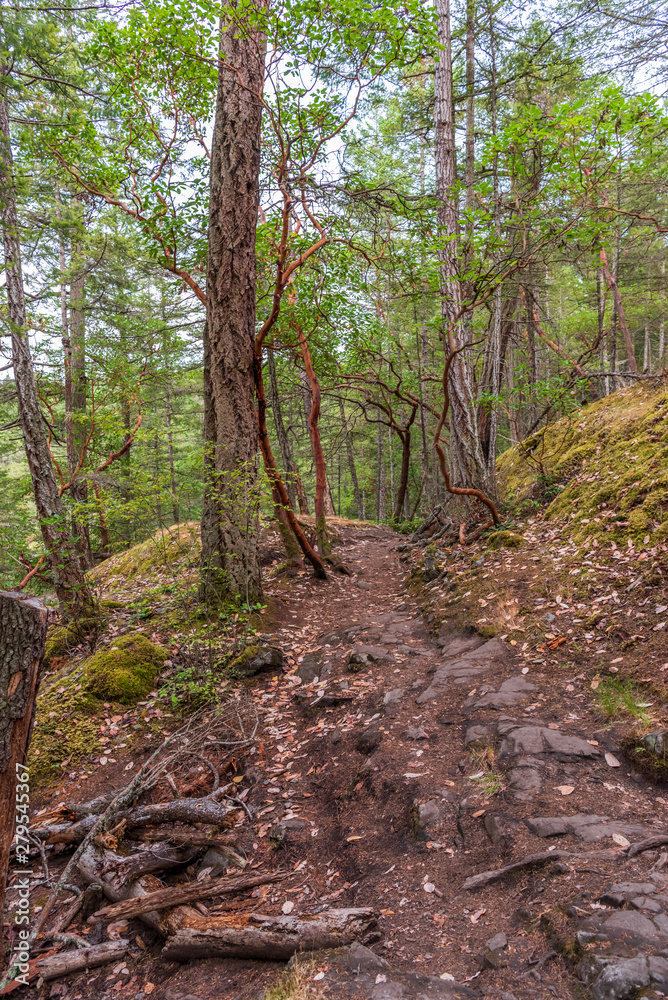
464,724,493,746
484,813,521,846
506,763,543,800
405,725,429,740
349,645,395,671
298,652,327,684
467,676,535,710
499,725,600,759
437,631,485,655
525,814,649,843
416,639,507,703
383,688,406,708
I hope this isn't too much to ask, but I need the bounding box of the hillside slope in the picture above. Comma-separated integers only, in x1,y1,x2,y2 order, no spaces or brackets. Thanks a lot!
497,381,668,545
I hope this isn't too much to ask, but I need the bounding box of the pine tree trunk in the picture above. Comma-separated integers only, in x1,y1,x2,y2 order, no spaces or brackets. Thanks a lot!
0,89,94,621
0,591,47,917
200,8,267,602
434,0,486,490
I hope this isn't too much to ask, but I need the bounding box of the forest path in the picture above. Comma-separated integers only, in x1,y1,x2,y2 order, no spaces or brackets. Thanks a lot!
24,523,668,1000
207,522,668,1000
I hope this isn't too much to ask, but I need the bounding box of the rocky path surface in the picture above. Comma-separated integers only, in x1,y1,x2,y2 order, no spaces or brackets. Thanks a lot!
218,524,668,1000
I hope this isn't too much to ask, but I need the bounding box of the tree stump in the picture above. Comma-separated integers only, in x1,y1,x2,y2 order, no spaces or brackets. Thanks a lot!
0,591,47,915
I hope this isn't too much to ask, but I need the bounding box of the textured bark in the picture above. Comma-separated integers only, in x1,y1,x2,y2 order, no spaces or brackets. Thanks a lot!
162,908,380,961
434,0,486,490
0,591,47,916
200,7,267,602
0,89,95,620
68,196,92,567
90,871,287,924
338,397,362,519
35,940,129,982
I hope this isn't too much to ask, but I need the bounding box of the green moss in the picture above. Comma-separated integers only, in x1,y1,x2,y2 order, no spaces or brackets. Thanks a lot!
497,384,668,546
43,614,106,667
89,522,200,590
486,530,524,550
82,634,167,703
29,668,103,784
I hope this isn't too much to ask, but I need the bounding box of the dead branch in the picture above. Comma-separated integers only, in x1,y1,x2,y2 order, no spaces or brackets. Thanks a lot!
462,848,623,890
626,834,668,858
89,871,289,924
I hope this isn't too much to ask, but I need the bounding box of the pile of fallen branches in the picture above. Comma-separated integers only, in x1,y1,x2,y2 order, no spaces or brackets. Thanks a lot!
1,696,378,990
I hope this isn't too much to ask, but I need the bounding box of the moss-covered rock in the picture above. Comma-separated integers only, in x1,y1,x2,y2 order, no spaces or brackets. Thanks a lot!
486,530,524,550
43,614,106,667
227,644,284,678
89,522,200,589
82,634,167,703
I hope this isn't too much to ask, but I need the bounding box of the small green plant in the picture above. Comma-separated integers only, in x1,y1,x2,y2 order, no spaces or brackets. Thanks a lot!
596,677,652,725
469,742,506,797
262,960,323,1000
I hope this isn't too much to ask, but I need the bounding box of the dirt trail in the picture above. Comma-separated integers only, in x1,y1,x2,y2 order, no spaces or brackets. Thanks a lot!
18,523,668,1000
225,522,668,1000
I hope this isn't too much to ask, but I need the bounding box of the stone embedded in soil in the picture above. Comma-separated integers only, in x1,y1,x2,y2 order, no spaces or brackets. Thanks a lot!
465,675,535,711
498,723,600,759
355,726,384,755
506,760,544,800
405,725,429,740
436,631,485,655
416,638,507,703
298,652,328,683
414,793,456,840
485,932,508,952
270,818,306,842
524,814,650,843
382,688,406,713
464,723,494,745
484,813,521,845
353,581,372,590
349,645,395,670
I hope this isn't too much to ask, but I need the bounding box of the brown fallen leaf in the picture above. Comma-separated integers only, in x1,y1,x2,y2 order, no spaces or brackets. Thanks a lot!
556,785,575,796
470,907,486,924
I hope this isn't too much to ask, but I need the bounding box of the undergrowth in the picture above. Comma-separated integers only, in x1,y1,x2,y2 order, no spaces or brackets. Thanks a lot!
595,677,652,726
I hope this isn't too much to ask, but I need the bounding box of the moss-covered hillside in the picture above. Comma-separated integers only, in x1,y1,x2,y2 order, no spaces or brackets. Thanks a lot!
89,521,201,595
497,381,668,545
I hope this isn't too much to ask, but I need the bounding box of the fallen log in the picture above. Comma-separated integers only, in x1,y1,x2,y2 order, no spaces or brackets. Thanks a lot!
36,797,237,845
98,843,199,881
89,870,290,924
462,848,622,890
77,843,202,935
162,908,380,961
35,939,129,981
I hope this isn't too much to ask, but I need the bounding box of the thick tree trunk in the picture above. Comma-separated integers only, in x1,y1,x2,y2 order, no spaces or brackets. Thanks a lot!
295,322,331,556
434,0,486,490
0,592,47,917
200,7,267,603
0,90,95,621
338,397,362,518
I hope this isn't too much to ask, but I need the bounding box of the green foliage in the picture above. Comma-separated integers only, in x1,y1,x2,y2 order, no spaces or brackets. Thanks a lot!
595,677,651,725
